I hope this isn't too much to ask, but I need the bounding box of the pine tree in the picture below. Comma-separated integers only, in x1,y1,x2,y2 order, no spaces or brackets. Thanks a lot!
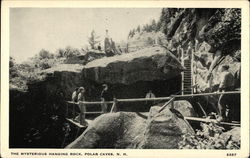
136,25,141,33
151,19,157,32
88,30,100,49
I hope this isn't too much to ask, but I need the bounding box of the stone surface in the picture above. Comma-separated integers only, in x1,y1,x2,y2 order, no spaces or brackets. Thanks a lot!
173,100,198,117
221,127,240,145
139,106,194,149
66,106,194,149
83,46,183,85
66,112,147,148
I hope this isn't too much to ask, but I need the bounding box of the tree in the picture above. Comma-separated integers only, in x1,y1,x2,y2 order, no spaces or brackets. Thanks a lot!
136,25,141,33
9,57,18,78
64,46,81,58
38,49,53,59
159,8,184,35
151,19,157,32
156,20,162,31
88,30,100,49
55,48,65,58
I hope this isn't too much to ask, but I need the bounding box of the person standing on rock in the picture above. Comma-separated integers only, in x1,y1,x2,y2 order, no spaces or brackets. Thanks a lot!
101,84,113,113
217,65,234,122
77,87,88,126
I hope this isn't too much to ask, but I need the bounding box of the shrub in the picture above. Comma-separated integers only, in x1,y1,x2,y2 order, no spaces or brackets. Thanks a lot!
178,123,240,149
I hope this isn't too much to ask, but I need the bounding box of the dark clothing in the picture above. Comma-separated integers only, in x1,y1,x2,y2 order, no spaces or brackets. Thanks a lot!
218,71,234,91
101,89,113,101
218,71,235,121
218,92,234,120
98,45,101,51
234,67,241,89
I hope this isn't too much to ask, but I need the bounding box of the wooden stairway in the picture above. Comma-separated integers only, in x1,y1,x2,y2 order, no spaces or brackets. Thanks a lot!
183,58,192,94
181,47,194,95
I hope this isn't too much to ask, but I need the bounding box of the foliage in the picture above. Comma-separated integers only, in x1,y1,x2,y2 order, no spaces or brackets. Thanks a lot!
202,8,241,54
128,19,161,38
9,57,46,90
10,57,18,78
38,49,54,59
88,30,100,49
178,123,240,149
159,8,184,36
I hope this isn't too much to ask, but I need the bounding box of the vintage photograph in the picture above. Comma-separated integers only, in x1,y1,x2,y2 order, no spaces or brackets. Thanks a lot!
8,7,241,150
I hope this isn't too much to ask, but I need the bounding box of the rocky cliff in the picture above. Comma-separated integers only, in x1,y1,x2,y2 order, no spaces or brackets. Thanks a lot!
38,46,183,103
128,8,241,92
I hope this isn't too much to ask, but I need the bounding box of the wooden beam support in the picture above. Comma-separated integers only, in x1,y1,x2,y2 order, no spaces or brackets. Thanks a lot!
185,116,240,127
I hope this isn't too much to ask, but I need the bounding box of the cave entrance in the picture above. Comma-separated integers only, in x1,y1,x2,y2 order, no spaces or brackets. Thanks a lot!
85,75,182,112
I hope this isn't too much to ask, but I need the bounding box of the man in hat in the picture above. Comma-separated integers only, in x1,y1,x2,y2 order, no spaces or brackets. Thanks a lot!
77,87,88,126
217,65,235,122
100,84,113,113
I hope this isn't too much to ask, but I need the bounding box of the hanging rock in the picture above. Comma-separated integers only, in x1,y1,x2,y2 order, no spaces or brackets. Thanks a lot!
83,46,183,85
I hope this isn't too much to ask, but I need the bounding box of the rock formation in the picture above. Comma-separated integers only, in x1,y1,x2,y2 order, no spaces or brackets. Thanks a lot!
37,46,183,102
83,46,183,85
66,105,194,149
139,106,194,148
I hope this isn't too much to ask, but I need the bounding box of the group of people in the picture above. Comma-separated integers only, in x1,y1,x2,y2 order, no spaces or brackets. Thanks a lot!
70,64,238,123
71,84,113,113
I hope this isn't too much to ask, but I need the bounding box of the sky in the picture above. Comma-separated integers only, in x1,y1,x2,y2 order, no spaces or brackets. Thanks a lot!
10,8,162,63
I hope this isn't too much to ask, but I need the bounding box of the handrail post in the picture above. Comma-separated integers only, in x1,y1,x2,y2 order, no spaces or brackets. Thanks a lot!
110,98,117,113
72,102,76,121
170,97,175,109
66,102,69,118
79,102,86,126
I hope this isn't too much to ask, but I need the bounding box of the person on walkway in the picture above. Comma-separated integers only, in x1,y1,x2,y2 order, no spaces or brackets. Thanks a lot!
217,65,235,122
101,84,113,113
77,87,87,126
145,90,156,104
72,87,79,102
145,90,156,98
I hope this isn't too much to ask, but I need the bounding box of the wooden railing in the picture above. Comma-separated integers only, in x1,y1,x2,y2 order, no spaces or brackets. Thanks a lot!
66,91,240,126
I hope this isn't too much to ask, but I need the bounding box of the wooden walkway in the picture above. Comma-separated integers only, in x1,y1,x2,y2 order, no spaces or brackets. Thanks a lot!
65,91,241,128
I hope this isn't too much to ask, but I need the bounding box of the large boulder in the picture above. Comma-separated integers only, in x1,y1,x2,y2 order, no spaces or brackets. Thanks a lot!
66,112,147,148
138,106,194,149
83,46,183,85
66,106,194,149
173,100,198,117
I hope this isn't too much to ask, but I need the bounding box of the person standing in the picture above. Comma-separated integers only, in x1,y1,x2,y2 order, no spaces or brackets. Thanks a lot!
101,84,113,113
145,90,156,104
71,87,79,102
217,65,234,122
77,87,87,126
145,90,156,99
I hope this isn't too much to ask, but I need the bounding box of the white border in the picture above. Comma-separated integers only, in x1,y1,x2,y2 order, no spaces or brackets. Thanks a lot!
1,1,249,158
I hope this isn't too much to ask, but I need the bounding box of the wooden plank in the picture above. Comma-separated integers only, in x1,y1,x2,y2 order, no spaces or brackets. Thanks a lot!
158,97,175,112
117,97,171,102
172,91,240,98
66,118,94,128
85,112,104,114
66,118,87,128
184,117,240,127
67,101,114,105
